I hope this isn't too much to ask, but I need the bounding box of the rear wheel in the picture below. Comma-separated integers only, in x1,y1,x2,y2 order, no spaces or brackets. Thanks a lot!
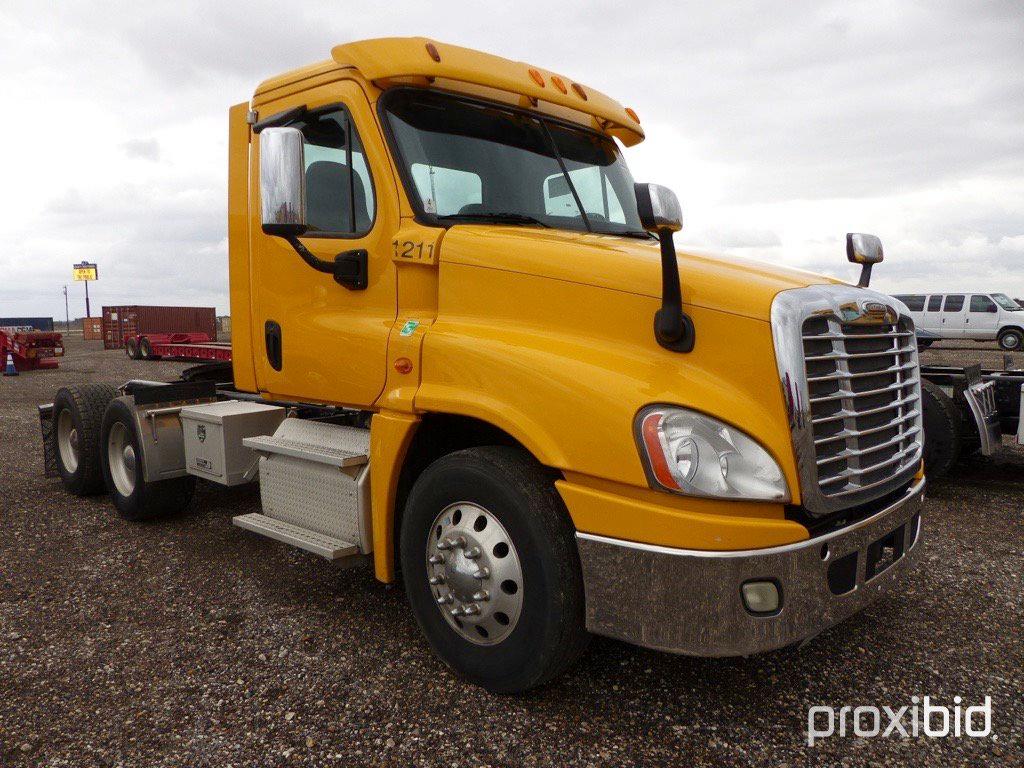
998,329,1022,351
125,337,140,360
52,384,119,495
138,337,160,360
100,397,195,520
400,446,589,694
921,379,961,478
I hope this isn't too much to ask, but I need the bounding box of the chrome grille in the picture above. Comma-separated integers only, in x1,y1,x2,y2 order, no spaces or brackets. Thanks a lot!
772,286,924,516
802,316,921,500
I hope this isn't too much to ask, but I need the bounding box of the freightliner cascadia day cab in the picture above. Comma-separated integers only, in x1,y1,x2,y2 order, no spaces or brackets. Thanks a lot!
41,38,926,693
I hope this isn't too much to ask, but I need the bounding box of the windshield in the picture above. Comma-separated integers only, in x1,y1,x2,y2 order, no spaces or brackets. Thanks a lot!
382,89,646,236
992,293,1021,311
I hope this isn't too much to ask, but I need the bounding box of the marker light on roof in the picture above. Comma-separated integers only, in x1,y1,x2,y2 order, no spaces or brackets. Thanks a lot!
528,69,546,87
551,76,568,94
425,42,441,62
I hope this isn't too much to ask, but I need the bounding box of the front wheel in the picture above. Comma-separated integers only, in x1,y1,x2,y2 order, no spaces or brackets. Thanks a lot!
100,397,196,521
998,329,1022,351
400,446,589,693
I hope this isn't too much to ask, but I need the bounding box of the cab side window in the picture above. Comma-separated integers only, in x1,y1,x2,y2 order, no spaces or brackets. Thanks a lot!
970,295,997,313
943,295,965,312
927,295,942,312
299,108,375,235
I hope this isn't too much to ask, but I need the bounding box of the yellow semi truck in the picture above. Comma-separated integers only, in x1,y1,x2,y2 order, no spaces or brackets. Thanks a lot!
41,38,925,693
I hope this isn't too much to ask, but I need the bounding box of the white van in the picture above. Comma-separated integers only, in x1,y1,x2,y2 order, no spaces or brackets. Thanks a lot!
893,292,1024,350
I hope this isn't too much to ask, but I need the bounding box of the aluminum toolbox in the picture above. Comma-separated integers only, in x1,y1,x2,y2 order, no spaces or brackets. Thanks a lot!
180,400,286,485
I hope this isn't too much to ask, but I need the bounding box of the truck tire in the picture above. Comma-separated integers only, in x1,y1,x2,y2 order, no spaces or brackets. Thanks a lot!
52,384,119,495
920,379,961,479
400,446,589,693
100,396,196,521
125,337,140,360
138,337,160,361
998,328,1023,351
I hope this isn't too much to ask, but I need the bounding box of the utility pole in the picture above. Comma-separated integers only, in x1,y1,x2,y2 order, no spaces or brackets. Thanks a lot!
63,286,70,330
85,280,91,319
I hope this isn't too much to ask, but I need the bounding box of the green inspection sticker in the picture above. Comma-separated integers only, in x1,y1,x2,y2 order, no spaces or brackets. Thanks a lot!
399,320,420,337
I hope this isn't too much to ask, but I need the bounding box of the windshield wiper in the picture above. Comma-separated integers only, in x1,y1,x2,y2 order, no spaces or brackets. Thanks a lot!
601,229,657,240
437,212,550,228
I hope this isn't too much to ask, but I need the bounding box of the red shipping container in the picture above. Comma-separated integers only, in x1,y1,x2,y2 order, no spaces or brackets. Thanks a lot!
102,305,217,349
82,317,103,340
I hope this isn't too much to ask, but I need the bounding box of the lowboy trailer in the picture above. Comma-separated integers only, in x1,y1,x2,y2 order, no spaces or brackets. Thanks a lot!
1,327,64,372
123,332,232,363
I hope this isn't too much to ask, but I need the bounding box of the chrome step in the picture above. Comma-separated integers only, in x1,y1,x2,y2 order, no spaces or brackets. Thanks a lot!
232,512,359,560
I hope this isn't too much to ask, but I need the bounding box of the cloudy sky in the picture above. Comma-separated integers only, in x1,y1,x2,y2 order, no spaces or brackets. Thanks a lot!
1,0,1021,320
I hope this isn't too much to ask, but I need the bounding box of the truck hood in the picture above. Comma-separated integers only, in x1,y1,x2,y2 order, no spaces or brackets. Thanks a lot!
439,226,841,321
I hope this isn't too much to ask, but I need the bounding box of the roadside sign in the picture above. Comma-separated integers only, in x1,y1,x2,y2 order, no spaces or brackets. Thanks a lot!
73,262,98,281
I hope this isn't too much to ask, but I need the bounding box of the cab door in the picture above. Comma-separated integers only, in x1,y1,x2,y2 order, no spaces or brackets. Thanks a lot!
250,81,399,407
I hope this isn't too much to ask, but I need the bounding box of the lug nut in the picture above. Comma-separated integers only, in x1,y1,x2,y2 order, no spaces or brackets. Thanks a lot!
437,594,453,605
428,554,445,564
462,604,480,616
473,567,490,580
429,575,445,585
471,590,490,602
464,546,481,560
437,540,452,551
451,536,467,549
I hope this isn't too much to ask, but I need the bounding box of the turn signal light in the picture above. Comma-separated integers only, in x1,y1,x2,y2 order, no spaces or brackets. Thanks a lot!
394,357,414,374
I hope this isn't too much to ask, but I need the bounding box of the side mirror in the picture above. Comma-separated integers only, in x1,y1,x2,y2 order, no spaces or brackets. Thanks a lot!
260,127,307,236
846,233,884,288
635,183,683,233
634,183,693,352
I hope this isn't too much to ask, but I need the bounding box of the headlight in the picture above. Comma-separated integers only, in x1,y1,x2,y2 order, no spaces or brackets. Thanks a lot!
636,406,790,501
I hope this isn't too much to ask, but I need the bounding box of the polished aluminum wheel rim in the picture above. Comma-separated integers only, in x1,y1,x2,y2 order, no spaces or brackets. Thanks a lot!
426,502,523,646
57,409,79,473
107,421,136,497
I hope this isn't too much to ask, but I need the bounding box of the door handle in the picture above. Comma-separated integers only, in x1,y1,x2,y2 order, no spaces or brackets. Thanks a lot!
264,320,282,371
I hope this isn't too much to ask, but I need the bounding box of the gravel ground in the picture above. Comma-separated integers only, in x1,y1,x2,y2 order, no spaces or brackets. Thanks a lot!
0,337,1021,767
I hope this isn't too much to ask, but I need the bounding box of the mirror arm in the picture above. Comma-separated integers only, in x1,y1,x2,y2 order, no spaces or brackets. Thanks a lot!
857,262,873,288
279,234,368,291
283,234,333,274
654,229,696,353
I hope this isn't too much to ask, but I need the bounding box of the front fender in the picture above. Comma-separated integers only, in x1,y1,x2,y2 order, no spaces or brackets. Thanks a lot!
416,262,801,504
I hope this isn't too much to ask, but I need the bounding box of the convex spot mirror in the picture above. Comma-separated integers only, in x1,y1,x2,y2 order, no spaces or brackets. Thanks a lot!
847,233,884,265
260,127,307,236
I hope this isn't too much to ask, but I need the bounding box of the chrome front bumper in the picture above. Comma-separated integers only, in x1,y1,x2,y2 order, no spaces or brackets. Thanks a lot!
576,477,925,657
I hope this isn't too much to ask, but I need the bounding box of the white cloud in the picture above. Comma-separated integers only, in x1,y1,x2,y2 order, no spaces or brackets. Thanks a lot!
0,0,1021,319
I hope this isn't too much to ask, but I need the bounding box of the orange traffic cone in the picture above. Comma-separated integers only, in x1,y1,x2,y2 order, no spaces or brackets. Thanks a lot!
3,352,17,376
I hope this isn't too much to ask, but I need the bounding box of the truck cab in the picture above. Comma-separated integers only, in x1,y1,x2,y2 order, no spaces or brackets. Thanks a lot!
45,38,926,693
